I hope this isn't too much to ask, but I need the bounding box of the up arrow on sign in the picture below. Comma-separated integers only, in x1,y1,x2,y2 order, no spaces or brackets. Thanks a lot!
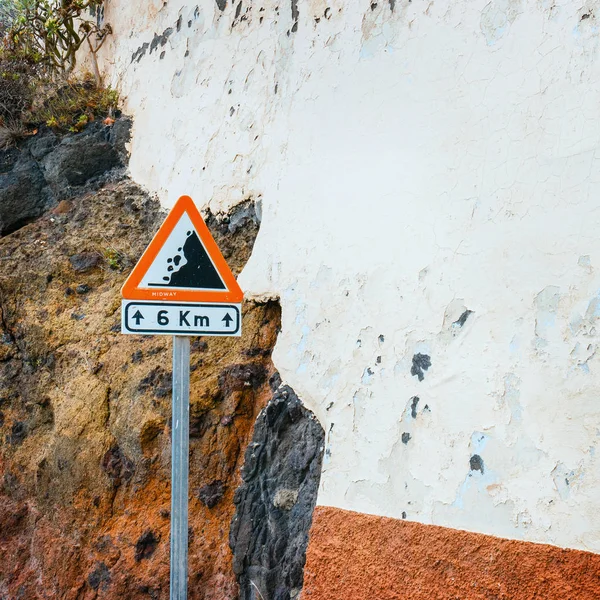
132,310,144,325
222,313,233,327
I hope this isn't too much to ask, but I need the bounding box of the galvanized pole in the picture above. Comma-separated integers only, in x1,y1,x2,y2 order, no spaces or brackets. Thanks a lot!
170,336,190,600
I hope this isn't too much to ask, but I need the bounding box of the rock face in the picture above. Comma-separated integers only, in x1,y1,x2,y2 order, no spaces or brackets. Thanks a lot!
0,154,47,235
230,385,325,600
0,119,130,236
0,173,296,598
0,125,324,598
42,131,120,188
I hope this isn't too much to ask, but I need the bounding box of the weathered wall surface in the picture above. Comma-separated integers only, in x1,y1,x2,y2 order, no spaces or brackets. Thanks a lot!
96,0,600,560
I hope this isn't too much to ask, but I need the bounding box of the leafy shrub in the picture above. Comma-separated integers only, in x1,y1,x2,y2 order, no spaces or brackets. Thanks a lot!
0,1,115,136
8,1,111,82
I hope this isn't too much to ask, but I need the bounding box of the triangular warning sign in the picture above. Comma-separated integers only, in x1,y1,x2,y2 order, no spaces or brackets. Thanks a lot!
121,195,243,303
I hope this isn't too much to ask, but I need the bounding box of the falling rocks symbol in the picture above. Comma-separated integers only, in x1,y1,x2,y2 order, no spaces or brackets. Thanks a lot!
121,194,244,303
153,230,226,289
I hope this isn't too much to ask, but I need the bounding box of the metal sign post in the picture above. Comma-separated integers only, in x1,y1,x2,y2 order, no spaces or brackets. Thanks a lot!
120,195,243,599
170,336,190,600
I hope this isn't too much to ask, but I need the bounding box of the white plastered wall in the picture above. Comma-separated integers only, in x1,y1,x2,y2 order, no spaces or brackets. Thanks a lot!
95,0,600,552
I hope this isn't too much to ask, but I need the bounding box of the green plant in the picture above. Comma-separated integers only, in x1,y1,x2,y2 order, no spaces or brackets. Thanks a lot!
0,1,116,134
103,248,123,270
8,0,111,86
0,22,46,125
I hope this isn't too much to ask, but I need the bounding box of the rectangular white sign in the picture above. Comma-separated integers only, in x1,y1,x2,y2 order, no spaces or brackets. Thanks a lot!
121,301,242,336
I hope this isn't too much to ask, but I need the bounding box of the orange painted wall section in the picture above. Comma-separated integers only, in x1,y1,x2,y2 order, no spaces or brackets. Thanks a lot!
302,506,600,600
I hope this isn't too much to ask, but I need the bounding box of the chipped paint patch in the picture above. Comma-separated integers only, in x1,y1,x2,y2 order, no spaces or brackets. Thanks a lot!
480,0,524,45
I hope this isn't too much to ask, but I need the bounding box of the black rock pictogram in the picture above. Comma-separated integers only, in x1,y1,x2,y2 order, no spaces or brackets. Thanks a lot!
149,230,225,289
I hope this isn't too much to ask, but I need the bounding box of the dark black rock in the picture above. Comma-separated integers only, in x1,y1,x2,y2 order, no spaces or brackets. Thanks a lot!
197,480,225,508
87,561,111,591
0,156,47,235
69,252,102,272
0,117,131,237
411,353,432,381
43,124,121,188
27,131,58,160
470,454,484,474
229,385,324,600
8,421,27,445
453,309,473,328
76,284,90,294
109,117,132,162
218,362,267,395
410,395,419,418
269,371,282,391
137,367,172,398
0,147,19,175
101,444,134,486
134,529,159,562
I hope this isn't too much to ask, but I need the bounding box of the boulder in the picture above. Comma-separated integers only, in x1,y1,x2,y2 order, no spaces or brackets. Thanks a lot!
230,385,325,600
0,155,47,235
27,130,59,160
0,118,129,237
43,124,121,190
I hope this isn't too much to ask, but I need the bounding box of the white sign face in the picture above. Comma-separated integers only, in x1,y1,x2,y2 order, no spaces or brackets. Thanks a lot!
139,212,227,292
121,301,241,336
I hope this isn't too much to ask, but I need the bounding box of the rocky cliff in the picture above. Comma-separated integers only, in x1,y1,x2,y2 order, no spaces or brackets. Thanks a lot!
0,123,323,599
